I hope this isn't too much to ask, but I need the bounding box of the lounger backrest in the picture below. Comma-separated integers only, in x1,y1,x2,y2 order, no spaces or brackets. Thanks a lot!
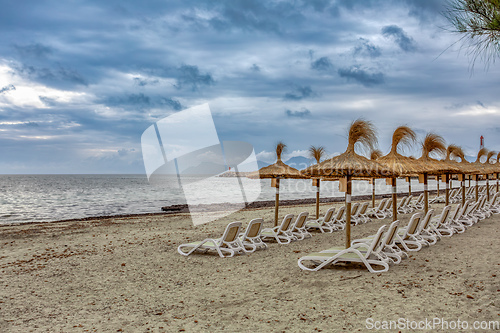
420,209,434,230
438,205,451,225
491,192,500,205
384,198,393,210
279,214,295,232
450,204,461,221
359,202,368,214
383,220,400,247
293,212,309,229
459,201,471,218
365,224,387,256
244,219,264,238
221,221,243,243
406,195,413,205
405,213,422,237
377,198,387,210
351,203,360,215
335,206,345,220
323,207,336,223
398,196,407,208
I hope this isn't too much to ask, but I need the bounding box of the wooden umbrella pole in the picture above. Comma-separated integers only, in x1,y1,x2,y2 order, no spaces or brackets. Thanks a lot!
462,175,466,207
423,173,428,214
408,177,412,195
372,179,376,208
345,175,352,249
391,177,397,222
316,180,320,219
436,177,440,197
445,173,450,206
486,175,490,201
274,178,280,227
475,176,479,202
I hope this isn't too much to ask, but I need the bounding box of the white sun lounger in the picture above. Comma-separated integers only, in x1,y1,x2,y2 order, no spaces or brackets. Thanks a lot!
177,221,245,257
297,225,389,273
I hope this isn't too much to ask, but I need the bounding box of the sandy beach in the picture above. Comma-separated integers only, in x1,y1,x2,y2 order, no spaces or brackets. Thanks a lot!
1,199,499,332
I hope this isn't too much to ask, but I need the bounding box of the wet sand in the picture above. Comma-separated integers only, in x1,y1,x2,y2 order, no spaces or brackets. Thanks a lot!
0,199,499,332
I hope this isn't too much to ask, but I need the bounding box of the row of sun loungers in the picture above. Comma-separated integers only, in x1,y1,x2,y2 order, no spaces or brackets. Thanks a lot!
177,190,500,261
297,192,500,272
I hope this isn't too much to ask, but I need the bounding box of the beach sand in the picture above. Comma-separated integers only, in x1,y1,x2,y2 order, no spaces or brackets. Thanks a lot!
0,200,499,332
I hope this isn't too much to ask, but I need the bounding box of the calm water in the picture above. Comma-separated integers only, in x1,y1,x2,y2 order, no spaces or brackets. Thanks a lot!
0,174,472,224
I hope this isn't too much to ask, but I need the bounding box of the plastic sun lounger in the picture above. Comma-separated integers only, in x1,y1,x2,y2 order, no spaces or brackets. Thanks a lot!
368,198,388,219
177,221,245,257
429,205,453,238
350,220,406,264
297,225,389,273
331,205,346,230
261,214,296,244
291,212,311,240
394,212,423,252
305,207,336,233
239,218,267,252
417,209,437,245
352,202,369,225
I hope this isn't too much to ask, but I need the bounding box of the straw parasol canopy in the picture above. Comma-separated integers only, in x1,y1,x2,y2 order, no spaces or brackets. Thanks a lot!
417,133,460,175
376,126,427,220
305,119,396,179
303,119,398,248
416,133,462,213
308,145,326,219
474,148,497,175
247,142,305,180
446,146,481,206
248,142,307,226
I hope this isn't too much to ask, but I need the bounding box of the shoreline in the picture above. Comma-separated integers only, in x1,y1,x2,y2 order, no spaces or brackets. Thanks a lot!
1,189,444,227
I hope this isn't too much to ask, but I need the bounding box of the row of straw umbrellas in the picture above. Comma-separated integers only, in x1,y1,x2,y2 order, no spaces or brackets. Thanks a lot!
248,120,500,248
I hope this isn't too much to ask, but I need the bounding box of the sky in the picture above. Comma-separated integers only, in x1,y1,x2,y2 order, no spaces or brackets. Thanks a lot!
1,0,499,174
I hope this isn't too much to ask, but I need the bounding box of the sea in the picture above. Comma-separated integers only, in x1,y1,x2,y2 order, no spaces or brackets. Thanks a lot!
0,174,480,225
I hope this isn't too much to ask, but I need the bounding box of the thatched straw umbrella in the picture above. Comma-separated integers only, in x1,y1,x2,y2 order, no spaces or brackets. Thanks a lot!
484,150,496,201
472,148,490,201
303,119,397,248
473,149,497,201
447,146,480,206
417,133,460,214
247,142,306,226
370,149,383,208
308,146,326,219
442,144,462,205
497,152,500,193
376,126,426,221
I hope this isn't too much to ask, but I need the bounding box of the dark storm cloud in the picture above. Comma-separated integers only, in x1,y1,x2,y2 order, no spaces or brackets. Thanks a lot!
0,0,497,174
338,66,384,86
174,65,215,91
187,0,305,34
353,38,381,58
0,84,15,94
133,77,159,87
159,97,183,111
13,43,53,58
13,63,87,86
284,85,315,100
250,64,260,72
285,108,311,118
311,57,333,71
381,25,417,52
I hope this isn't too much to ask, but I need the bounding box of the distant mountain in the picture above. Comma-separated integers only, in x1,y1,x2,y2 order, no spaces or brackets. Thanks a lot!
284,156,313,171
